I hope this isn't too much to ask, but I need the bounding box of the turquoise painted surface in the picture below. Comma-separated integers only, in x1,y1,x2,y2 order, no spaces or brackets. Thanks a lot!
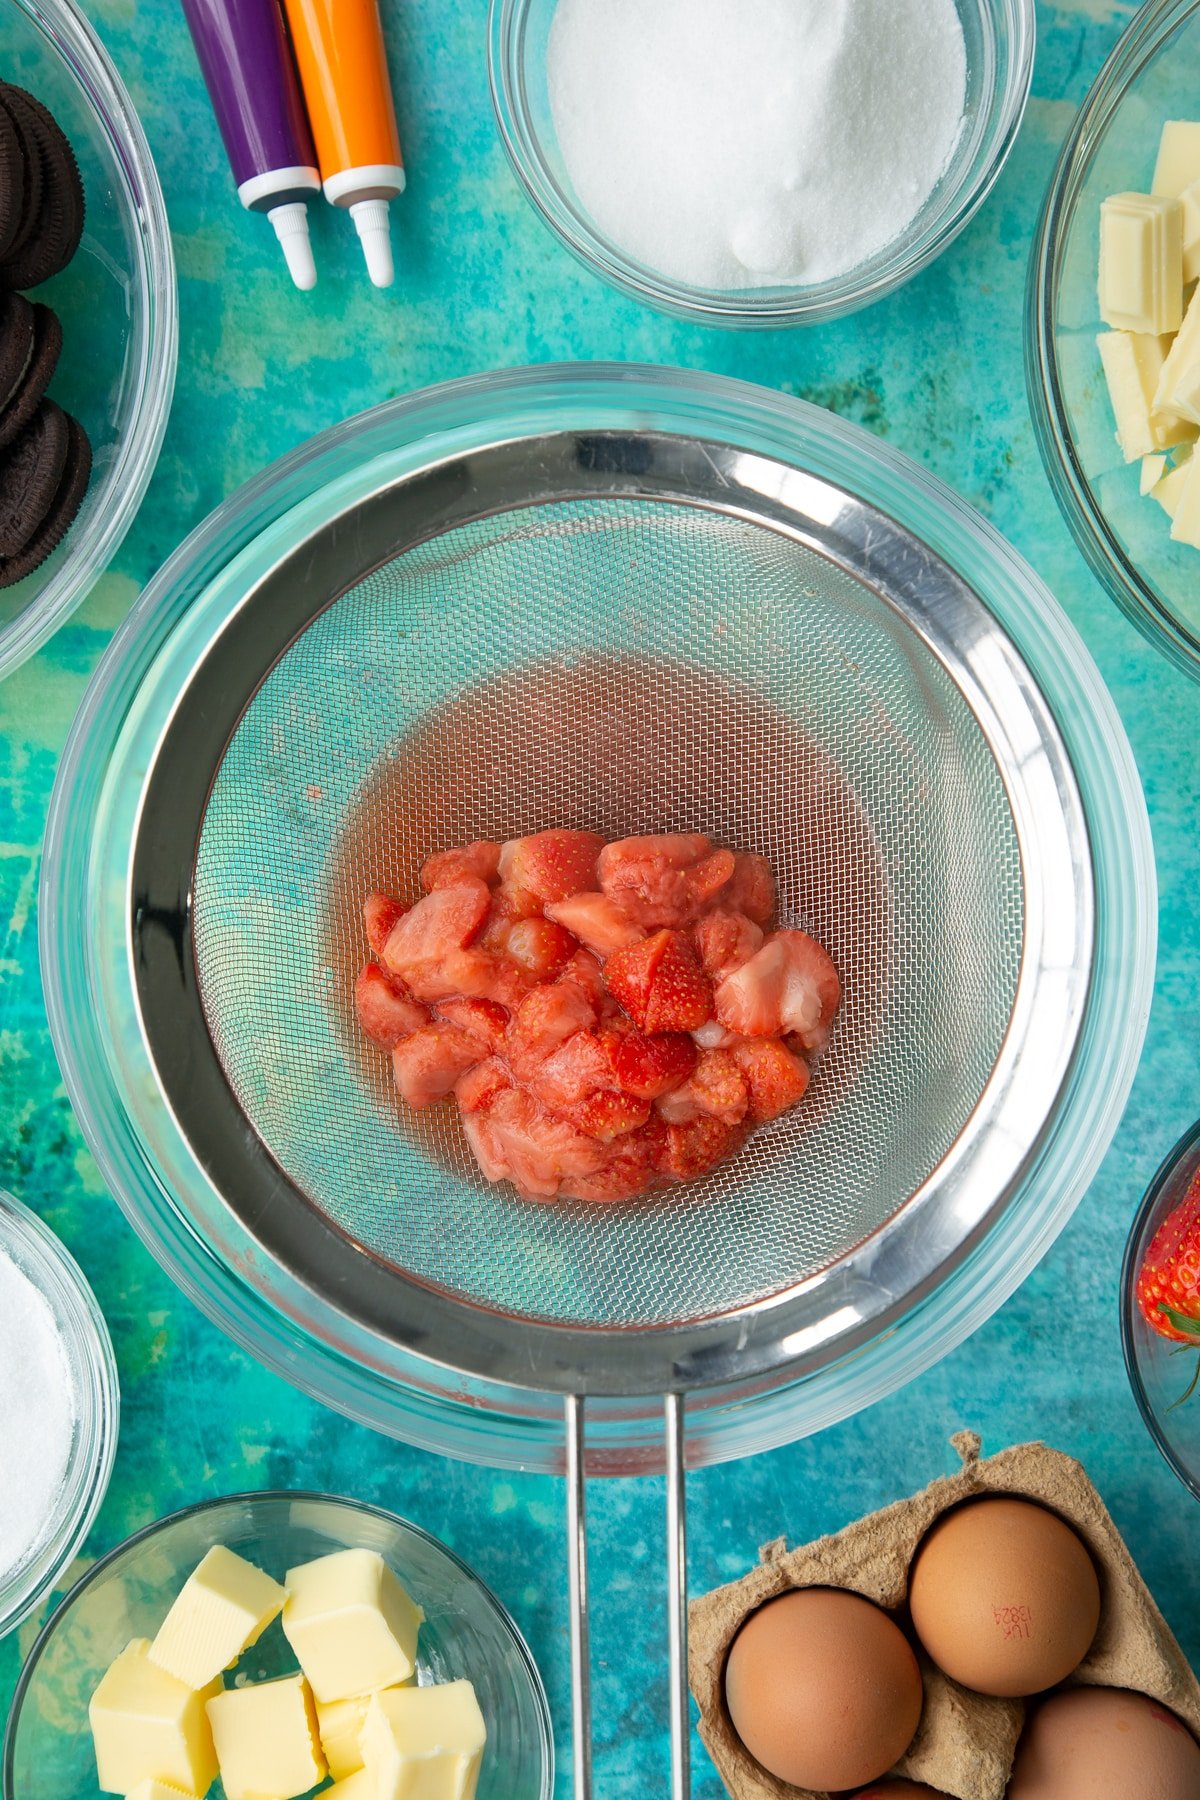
1,0,1198,1792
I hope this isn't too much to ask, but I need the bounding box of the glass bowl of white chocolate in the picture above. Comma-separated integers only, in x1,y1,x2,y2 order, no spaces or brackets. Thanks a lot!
1030,0,1200,680
1,1491,553,1800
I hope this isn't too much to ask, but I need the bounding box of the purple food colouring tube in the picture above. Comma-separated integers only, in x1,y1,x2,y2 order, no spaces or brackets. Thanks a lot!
182,0,320,290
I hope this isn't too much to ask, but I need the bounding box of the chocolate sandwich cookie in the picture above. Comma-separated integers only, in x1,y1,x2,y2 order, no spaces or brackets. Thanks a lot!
0,399,69,558
0,291,35,411
0,303,61,449
0,96,23,261
0,411,90,587
0,83,84,289
0,86,46,261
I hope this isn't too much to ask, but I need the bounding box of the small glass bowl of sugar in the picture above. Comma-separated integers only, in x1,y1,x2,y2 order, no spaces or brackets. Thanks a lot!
489,0,1035,326
0,1190,118,1638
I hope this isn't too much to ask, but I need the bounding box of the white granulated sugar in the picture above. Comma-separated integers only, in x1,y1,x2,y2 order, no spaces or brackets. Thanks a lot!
0,1249,76,1586
547,0,968,289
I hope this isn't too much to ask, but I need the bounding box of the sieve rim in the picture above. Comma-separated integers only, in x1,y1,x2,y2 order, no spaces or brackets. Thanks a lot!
126,427,1089,1398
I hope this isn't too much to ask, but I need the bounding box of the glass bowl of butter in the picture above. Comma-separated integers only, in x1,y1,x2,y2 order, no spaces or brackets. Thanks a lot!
1,1491,553,1800
1030,0,1200,680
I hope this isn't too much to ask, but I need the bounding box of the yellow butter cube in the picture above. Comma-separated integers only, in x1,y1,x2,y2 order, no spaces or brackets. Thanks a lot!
125,1784,195,1800
1153,121,1200,200
206,1672,326,1800
89,1639,220,1798
1097,330,1196,459
282,1549,423,1704
361,1682,486,1800
1099,192,1183,335
329,1771,377,1799
317,1681,415,1778
149,1546,287,1690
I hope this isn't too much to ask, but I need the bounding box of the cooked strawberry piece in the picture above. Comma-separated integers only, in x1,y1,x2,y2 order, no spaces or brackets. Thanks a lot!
598,834,737,928
715,929,841,1050
660,1048,749,1127
508,979,599,1074
603,932,664,1027
363,891,408,957
440,947,530,1010
561,1116,669,1203
498,830,606,904
505,917,578,980
392,1023,486,1108
488,882,545,923
692,1019,738,1050
462,1088,604,1201
435,997,509,1056
724,852,775,925
455,1056,512,1114
380,879,491,1000
420,841,502,891
559,947,606,1008
611,1029,696,1100
354,963,430,1048
659,1114,745,1182
571,1089,652,1142
605,928,713,1035
693,909,765,983
543,892,644,956
732,1037,810,1122
527,1029,615,1111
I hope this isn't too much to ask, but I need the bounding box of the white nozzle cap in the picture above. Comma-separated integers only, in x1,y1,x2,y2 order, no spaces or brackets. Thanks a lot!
269,202,317,291
350,197,395,288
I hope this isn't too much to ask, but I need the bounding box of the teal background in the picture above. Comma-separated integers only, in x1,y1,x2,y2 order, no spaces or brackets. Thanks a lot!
2,0,1198,1793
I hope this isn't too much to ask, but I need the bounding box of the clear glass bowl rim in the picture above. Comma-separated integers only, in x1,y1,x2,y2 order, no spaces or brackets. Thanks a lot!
0,1189,119,1639
487,0,1037,326
39,361,1158,1475
1,1487,555,1800
1026,0,1200,683
0,0,178,679
1120,1114,1200,1504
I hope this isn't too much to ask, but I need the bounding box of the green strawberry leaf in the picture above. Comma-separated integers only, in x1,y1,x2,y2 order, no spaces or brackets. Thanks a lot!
1169,1354,1200,1412
1157,1303,1200,1339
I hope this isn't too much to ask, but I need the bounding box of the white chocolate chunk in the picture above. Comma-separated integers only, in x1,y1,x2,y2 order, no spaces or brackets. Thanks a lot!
1151,452,1193,519
149,1546,286,1690
124,1783,196,1800
1153,121,1200,199
328,1771,376,1799
1154,283,1200,423
1141,453,1168,494
1180,179,1200,284
361,1682,487,1800
1097,330,1196,459
283,1549,423,1704
89,1639,220,1798
1100,192,1183,334
205,1673,326,1800
1170,452,1200,545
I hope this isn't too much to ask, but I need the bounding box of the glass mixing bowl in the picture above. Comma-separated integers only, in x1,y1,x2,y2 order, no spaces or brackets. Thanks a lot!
488,0,1035,326
40,364,1156,1477
0,0,176,677
0,1190,118,1639
1121,1119,1200,1503
2,1491,554,1800
1029,0,1200,681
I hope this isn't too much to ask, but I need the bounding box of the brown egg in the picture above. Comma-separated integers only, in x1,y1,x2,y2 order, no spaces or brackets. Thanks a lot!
724,1587,924,1792
1008,1686,1200,1797
907,1497,1100,1697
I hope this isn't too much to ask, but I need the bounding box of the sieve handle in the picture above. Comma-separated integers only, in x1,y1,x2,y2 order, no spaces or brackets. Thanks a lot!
564,1392,691,1799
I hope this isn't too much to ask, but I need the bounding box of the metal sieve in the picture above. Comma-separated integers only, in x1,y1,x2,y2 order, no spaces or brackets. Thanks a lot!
125,422,1091,1795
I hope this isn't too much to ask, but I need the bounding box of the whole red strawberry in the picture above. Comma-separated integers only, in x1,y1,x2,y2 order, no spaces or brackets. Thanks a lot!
1137,1169,1200,1350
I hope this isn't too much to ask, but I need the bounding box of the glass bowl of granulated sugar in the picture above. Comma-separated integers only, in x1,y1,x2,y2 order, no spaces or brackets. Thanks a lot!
489,0,1034,325
0,1191,118,1638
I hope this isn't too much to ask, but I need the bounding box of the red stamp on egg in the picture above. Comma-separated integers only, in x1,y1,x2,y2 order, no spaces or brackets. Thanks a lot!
993,1604,1033,1639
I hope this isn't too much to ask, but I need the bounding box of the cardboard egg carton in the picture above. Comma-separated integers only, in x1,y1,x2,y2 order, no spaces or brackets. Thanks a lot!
688,1433,1200,1800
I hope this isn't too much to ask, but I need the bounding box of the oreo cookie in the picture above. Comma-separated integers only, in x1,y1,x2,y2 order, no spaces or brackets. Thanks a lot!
0,83,84,290
0,398,69,558
0,410,90,587
0,291,35,410
0,86,46,262
0,303,61,449
0,96,23,260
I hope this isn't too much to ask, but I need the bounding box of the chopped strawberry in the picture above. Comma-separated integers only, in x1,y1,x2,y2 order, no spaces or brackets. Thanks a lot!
605,928,713,1034
392,1023,485,1108
611,1029,696,1100
732,1038,810,1122
380,879,491,1000
505,917,578,980
559,947,606,1008
363,891,408,957
527,1030,615,1111
659,1114,745,1182
435,997,509,1056
715,929,841,1050
661,1048,749,1127
543,892,644,956
693,909,765,983
571,1089,652,1142
455,1056,512,1114
354,963,430,1047
598,834,737,928
420,841,502,891
508,980,599,1074
724,852,775,924
440,947,530,1010
498,830,606,904
462,1088,604,1201
488,882,545,923
561,1117,669,1203
692,1019,738,1050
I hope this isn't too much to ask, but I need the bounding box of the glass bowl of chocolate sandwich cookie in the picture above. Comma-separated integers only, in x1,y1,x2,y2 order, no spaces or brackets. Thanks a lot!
0,0,176,676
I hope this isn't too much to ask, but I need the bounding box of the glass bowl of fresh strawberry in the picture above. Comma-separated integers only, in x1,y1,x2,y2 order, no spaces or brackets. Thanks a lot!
1122,1120,1200,1501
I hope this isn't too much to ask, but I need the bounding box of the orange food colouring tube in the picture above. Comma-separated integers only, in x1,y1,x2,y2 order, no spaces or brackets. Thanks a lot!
281,0,405,287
